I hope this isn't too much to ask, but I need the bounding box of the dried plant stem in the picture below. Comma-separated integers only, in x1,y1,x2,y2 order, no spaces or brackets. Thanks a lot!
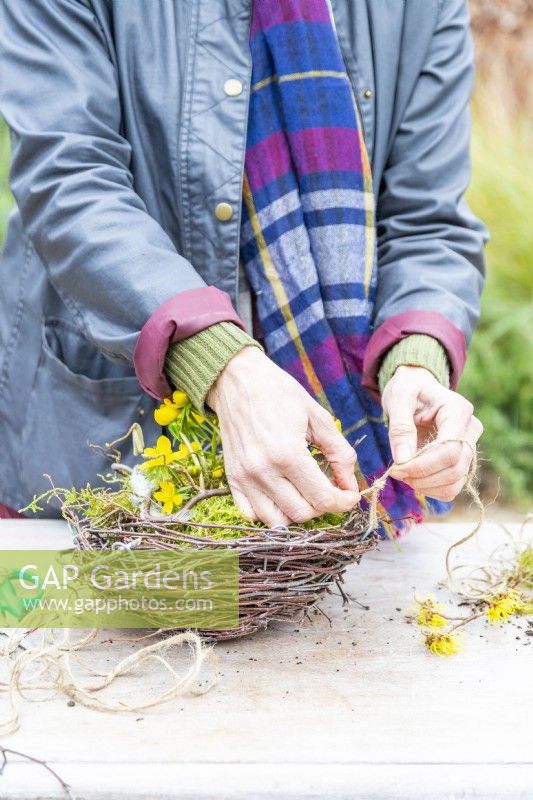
168,464,200,491
444,441,485,584
179,487,231,514
0,745,75,799
447,612,486,633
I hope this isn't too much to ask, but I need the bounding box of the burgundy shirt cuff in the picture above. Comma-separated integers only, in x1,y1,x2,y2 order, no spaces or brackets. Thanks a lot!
133,286,245,400
0,502,24,519
362,310,467,403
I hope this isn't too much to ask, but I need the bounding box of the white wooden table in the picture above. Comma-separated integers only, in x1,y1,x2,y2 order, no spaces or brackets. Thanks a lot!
0,519,531,800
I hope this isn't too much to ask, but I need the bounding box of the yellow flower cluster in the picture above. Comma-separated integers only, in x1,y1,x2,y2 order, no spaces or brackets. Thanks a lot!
415,596,448,630
414,595,461,656
137,389,226,516
410,539,532,659
424,632,462,657
485,589,525,623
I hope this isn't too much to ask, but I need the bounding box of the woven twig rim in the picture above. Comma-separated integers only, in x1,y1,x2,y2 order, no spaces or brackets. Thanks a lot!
69,505,377,641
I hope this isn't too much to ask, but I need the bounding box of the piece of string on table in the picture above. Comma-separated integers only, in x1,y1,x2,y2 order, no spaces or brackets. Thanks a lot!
0,628,218,736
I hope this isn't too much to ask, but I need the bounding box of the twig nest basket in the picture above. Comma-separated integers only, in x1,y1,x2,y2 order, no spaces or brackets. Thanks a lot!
71,502,377,641
26,396,379,641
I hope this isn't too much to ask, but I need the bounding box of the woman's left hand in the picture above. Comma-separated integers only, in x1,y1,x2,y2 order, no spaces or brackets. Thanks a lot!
381,365,483,502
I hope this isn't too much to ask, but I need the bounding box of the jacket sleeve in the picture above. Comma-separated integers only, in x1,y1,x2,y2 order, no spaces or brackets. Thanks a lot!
0,0,240,366
362,0,488,401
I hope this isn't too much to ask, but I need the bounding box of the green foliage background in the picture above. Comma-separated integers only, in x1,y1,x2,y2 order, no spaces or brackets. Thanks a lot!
460,120,532,503
0,113,531,504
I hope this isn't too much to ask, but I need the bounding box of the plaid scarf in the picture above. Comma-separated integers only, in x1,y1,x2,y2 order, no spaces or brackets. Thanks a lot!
240,0,448,535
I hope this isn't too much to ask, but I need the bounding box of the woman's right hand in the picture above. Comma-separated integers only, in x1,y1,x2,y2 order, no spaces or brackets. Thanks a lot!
206,346,360,527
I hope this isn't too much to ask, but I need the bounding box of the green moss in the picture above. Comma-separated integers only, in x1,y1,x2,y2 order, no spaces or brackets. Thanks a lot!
78,488,135,527
301,511,346,529
187,494,262,540
186,494,348,540
21,482,136,530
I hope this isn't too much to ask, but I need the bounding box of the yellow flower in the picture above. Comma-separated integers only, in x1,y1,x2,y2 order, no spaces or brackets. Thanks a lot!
425,632,462,657
141,436,185,470
153,481,183,514
192,411,206,424
415,595,447,628
334,417,342,433
419,611,447,630
212,466,224,479
486,589,525,623
154,399,179,426
153,390,190,426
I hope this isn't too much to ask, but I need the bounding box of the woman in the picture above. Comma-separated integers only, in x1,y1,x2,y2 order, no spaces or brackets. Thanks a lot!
0,0,486,531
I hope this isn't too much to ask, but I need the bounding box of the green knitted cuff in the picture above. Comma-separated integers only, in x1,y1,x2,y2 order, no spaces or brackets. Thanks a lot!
378,334,450,395
165,322,262,413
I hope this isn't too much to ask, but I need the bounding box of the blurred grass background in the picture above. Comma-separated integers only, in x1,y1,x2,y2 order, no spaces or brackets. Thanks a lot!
0,0,531,507
459,0,532,507
460,122,532,505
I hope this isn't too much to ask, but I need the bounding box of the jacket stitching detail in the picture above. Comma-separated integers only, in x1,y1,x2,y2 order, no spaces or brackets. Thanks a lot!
188,128,237,171
196,12,248,37
178,0,199,261
233,20,254,304
195,38,240,76
0,237,32,403
189,221,227,261
174,0,193,251
198,165,243,201
189,91,243,122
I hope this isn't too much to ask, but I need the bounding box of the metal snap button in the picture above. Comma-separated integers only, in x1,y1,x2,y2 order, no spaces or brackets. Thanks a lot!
224,79,243,97
215,202,234,222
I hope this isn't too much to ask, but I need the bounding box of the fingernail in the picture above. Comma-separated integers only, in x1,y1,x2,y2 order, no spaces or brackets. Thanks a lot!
395,445,412,464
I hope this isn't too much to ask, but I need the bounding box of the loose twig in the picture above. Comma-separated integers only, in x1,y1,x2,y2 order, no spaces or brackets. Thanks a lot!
178,487,231,515
0,745,75,800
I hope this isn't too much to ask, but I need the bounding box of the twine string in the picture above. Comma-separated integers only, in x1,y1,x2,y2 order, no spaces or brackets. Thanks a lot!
358,437,483,552
0,629,218,736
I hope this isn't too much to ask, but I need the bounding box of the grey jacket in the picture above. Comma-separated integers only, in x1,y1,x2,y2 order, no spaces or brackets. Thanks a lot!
0,0,486,514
